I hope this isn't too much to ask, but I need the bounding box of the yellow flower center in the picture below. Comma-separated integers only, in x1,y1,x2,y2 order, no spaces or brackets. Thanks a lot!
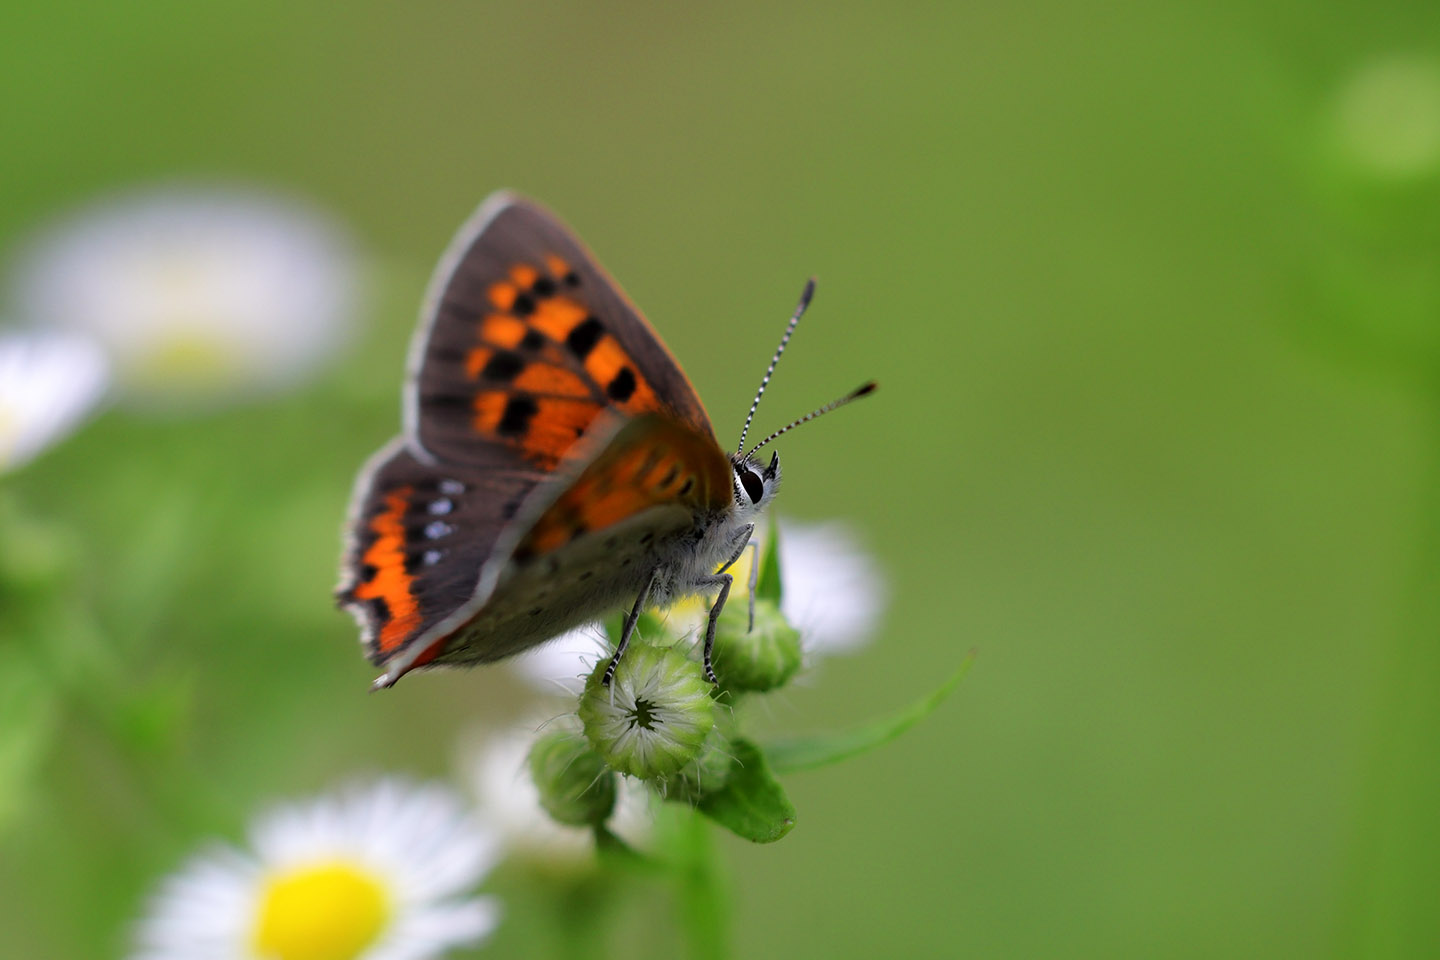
131,332,241,388
252,861,391,960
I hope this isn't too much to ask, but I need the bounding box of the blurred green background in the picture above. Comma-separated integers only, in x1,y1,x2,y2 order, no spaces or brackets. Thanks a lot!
3,1,1440,957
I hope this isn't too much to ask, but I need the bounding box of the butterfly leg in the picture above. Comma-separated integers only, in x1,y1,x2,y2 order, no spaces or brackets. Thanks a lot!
695,571,732,685
715,525,757,632
602,569,658,687
744,539,759,631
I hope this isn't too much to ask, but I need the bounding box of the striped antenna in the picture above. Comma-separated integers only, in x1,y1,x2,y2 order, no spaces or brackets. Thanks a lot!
735,278,815,456
743,381,877,461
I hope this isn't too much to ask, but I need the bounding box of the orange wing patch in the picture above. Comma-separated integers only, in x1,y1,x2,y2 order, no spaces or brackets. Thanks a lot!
448,253,679,469
514,418,730,564
350,488,421,655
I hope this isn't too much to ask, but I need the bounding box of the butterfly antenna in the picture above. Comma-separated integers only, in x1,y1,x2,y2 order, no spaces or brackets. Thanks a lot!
736,277,816,456
744,380,878,461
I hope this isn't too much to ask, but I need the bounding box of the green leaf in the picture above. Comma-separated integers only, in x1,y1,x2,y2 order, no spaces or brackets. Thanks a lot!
765,650,977,773
755,520,782,604
695,737,796,843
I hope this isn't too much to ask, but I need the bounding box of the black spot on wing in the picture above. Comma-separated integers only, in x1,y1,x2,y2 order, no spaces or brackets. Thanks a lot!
481,350,525,381
498,395,539,437
606,367,637,402
566,316,603,359
364,596,391,627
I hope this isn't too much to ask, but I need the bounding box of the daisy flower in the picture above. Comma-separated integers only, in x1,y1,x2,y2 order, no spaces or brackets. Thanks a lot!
132,779,499,960
468,718,652,868
509,518,886,692
0,330,108,472
10,186,357,408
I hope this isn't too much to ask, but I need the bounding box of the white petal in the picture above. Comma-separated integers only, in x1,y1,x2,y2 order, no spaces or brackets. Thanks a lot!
0,330,108,472
510,624,608,695
778,520,886,657
372,899,502,960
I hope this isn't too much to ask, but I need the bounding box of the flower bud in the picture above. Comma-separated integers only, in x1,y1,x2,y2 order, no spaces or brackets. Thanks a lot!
710,597,802,693
526,728,616,827
579,643,715,780
668,721,737,804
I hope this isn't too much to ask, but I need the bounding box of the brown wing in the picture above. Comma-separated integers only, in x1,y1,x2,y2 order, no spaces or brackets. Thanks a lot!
404,192,715,471
335,437,536,664
354,415,732,686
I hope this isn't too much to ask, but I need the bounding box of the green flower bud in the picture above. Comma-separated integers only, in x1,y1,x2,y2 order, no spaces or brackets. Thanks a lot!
526,727,617,827
669,722,737,804
579,643,715,780
710,598,802,693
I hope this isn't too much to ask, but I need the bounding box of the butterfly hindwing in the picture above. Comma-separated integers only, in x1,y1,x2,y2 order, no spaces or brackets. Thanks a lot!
336,437,541,665
406,193,715,471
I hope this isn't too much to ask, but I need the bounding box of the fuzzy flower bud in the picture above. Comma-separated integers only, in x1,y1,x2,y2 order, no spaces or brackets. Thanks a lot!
710,598,802,694
668,719,738,804
527,728,617,827
578,643,715,780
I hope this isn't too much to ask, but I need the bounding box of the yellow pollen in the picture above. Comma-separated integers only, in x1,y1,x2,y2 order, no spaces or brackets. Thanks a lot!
132,331,240,388
253,861,390,960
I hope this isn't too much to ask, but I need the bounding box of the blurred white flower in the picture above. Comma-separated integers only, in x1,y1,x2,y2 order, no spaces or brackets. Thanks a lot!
510,518,886,692
132,779,499,960
0,330,108,472
511,626,611,697
776,520,886,658
1332,56,1440,179
468,718,652,868
10,187,357,408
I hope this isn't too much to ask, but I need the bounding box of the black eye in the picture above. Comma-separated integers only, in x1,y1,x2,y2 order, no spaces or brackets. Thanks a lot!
739,469,764,504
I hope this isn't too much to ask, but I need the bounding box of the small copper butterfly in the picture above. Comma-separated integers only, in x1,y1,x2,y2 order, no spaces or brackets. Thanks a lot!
337,193,873,689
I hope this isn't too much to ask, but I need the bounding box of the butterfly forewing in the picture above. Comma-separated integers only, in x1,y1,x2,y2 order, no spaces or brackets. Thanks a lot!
407,194,715,471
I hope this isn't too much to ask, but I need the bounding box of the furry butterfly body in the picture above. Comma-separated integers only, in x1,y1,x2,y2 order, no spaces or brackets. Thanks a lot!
337,193,793,688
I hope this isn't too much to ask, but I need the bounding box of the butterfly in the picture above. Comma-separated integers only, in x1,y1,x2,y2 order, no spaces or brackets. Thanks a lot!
337,192,873,689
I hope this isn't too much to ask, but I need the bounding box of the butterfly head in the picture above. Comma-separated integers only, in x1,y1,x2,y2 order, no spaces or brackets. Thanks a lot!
731,450,781,519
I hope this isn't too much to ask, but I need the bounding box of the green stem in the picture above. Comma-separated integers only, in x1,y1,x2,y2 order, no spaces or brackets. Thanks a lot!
675,809,730,960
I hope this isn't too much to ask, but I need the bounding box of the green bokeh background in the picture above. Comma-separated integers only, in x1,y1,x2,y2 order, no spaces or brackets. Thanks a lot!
3,2,1440,957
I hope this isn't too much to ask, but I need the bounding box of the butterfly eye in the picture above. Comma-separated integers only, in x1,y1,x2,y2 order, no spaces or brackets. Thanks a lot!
739,468,765,504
